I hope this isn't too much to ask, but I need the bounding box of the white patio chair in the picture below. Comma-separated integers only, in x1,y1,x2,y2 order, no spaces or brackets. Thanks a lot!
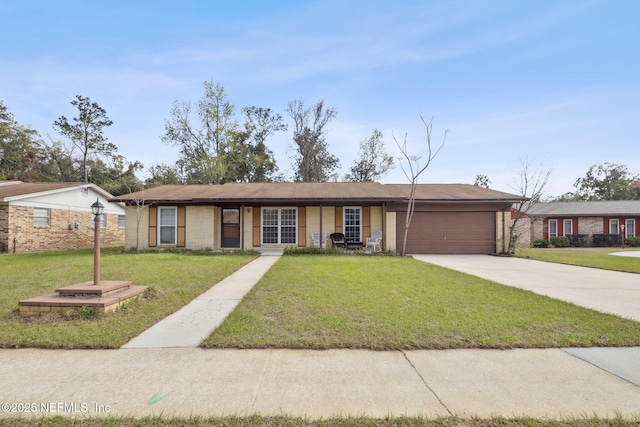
311,232,327,248
365,230,382,252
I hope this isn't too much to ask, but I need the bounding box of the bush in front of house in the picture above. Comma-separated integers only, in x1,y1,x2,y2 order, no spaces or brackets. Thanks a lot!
625,237,640,247
532,239,551,248
550,236,570,248
283,246,397,256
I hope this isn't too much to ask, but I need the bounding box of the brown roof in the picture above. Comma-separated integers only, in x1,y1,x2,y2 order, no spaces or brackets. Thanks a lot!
0,181,87,200
110,182,525,204
384,184,525,201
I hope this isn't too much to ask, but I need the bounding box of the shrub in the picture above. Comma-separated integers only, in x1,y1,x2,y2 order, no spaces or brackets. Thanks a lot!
283,246,397,256
122,247,260,256
550,236,570,248
625,237,640,247
532,239,551,248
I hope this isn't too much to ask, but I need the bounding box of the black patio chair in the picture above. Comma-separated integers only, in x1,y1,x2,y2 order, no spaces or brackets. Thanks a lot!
329,232,346,249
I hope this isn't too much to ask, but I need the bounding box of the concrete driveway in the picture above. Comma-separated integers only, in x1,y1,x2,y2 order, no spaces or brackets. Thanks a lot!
412,255,640,322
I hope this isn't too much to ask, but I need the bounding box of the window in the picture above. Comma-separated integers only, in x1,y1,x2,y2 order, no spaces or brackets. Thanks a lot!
33,208,50,227
261,207,297,245
626,219,635,238
548,219,558,239
563,219,573,236
158,207,177,245
118,215,126,228
344,207,362,242
610,219,619,234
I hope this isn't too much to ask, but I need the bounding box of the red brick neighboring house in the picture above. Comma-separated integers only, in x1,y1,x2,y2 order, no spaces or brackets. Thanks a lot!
0,181,125,254
512,201,640,247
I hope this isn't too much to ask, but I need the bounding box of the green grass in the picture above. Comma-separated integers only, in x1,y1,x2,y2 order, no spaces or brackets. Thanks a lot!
2,415,639,427
202,256,640,350
0,249,256,349
516,248,640,274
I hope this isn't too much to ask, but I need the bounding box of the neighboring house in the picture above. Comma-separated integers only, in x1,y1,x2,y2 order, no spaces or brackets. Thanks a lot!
513,200,640,247
0,181,126,254
110,182,524,254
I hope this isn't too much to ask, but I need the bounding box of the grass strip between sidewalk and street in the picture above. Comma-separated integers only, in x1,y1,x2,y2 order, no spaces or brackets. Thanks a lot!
0,249,256,349
203,256,640,350
516,248,640,274
1,414,639,427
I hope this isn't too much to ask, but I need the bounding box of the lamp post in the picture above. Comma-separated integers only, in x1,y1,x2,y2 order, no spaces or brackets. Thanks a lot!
91,198,104,286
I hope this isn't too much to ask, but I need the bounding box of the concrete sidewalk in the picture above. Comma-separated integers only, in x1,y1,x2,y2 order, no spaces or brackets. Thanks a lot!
1,347,639,419
123,254,280,348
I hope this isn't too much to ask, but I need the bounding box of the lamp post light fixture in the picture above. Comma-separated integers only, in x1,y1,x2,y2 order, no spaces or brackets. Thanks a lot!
91,198,104,286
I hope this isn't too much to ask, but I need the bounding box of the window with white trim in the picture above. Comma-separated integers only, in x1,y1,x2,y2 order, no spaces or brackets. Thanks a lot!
261,207,297,245
625,219,635,238
158,207,177,245
33,208,50,227
118,215,126,228
610,219,619,234
563,219,572,236
548,219,558,239
344,207,362,242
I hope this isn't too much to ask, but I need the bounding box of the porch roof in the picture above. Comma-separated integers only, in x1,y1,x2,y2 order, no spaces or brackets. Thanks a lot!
110,182,525,205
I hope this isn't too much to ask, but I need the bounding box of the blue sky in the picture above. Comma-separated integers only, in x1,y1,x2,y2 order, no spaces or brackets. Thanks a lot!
2,0,638,197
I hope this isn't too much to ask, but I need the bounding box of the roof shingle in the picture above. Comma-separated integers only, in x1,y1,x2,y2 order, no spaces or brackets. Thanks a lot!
110,182,525,204
0,182,87,200
525,201,640,216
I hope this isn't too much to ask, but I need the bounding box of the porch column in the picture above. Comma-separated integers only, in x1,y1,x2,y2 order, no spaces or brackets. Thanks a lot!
319,203,323,248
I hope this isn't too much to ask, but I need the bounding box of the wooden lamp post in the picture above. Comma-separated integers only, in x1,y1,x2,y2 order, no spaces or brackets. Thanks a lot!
91,198,104,286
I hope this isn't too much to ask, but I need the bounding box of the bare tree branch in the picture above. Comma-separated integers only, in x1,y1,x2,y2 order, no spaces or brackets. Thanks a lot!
394,116,448,256
507,157,553,252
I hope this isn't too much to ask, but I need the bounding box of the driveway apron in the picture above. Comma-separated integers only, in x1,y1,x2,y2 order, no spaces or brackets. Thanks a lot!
412,254,640,322
412,254,640,389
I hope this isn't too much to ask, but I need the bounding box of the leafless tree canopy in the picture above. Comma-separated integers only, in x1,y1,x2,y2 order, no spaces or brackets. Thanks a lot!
508,157,553,252
394,116,448,256
286,99,340,182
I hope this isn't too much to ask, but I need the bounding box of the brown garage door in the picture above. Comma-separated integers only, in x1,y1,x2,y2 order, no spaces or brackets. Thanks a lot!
396,211,495,254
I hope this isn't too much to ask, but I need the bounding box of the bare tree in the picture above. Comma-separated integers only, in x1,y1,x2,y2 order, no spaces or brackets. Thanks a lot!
394,116,448,256
286,99,340,182
507,157,553,252
125,187,152,251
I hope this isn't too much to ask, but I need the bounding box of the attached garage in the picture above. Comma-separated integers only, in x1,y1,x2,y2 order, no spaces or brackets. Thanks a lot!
396,210,496,254
111,183,523,254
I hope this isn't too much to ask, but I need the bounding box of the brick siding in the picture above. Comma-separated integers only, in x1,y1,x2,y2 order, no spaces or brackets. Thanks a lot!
0,205,8,253
1,205,124,254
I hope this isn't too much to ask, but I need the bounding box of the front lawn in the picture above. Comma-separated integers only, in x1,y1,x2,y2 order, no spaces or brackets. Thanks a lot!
516,248,640,274
0,249,256,349
202,256,640,350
